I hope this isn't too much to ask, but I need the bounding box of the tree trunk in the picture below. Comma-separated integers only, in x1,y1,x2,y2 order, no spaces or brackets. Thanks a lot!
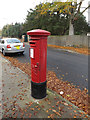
69,19,74,35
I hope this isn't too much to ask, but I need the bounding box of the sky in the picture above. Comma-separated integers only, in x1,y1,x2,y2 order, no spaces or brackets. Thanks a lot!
0,0,89,29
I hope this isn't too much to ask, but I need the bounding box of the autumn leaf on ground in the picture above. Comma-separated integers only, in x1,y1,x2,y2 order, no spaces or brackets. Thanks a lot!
46,110,49,113
30,108,35,111
52,109,61,117
58,106,61,111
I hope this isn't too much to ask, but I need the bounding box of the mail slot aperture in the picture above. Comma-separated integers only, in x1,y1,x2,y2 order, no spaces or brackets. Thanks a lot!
29,41,36,47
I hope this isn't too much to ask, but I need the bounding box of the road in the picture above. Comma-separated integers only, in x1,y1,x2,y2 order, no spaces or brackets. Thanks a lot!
11,44,88,90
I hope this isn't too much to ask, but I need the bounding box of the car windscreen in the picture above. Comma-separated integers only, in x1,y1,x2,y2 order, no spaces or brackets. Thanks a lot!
7,39,21,43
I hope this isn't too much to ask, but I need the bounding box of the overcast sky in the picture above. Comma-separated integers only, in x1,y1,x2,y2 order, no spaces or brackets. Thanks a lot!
0,0,89,29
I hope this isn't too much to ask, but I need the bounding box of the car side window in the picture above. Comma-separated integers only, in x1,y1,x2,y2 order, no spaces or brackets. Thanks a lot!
1,40,5,44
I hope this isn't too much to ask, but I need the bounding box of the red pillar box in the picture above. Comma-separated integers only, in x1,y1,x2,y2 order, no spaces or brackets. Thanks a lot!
27,29,50,99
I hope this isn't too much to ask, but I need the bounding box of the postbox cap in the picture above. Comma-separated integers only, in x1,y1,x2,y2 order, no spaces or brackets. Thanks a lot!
27,29,51,36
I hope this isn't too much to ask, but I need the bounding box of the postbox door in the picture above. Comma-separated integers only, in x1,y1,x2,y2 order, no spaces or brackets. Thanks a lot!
30,40,41,83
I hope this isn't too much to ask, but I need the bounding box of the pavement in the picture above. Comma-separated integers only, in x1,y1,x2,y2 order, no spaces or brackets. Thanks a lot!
0,54,89,119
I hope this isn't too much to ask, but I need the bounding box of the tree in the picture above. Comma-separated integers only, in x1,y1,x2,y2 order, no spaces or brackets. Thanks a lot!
2,25,9,37
36,0,90,35
2,23,23,38
74,14,89,35
23,3,89,35
23,7,70,35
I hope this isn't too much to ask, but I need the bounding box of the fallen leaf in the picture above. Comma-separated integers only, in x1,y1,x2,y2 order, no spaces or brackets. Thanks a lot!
52,109,61,117
30,108,34,111
38,108,40,110
58,106,61,111
46,110,49,113
67,95,70,97
64,103,68,106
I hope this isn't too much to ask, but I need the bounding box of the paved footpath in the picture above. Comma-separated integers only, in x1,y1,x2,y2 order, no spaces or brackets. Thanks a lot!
0,54,88,119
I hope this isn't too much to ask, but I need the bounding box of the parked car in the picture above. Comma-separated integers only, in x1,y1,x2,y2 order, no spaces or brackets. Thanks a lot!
0,38,25,56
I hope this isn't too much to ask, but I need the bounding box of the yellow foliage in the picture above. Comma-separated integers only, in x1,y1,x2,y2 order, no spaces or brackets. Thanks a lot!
38,1,76,15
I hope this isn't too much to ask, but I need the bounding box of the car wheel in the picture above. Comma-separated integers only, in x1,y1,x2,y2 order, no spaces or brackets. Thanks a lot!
21,51,24,55
2,49,6,56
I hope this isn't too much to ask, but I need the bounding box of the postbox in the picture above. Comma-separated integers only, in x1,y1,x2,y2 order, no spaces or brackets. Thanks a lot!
27,29,50,99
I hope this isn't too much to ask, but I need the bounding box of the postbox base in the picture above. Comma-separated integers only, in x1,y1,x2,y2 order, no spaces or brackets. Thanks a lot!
31,81,47,99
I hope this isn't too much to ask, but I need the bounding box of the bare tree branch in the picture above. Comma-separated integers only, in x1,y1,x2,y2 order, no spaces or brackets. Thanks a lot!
74,1,90,19
75,0,84,7
77,0,83,13
74,0,85,16
81,5,90,14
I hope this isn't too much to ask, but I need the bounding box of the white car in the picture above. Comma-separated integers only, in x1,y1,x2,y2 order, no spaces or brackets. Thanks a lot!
0,38,25,56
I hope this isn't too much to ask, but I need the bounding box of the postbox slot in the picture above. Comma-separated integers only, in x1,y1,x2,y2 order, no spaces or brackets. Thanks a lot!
29,41,36,47
30,42,35,44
